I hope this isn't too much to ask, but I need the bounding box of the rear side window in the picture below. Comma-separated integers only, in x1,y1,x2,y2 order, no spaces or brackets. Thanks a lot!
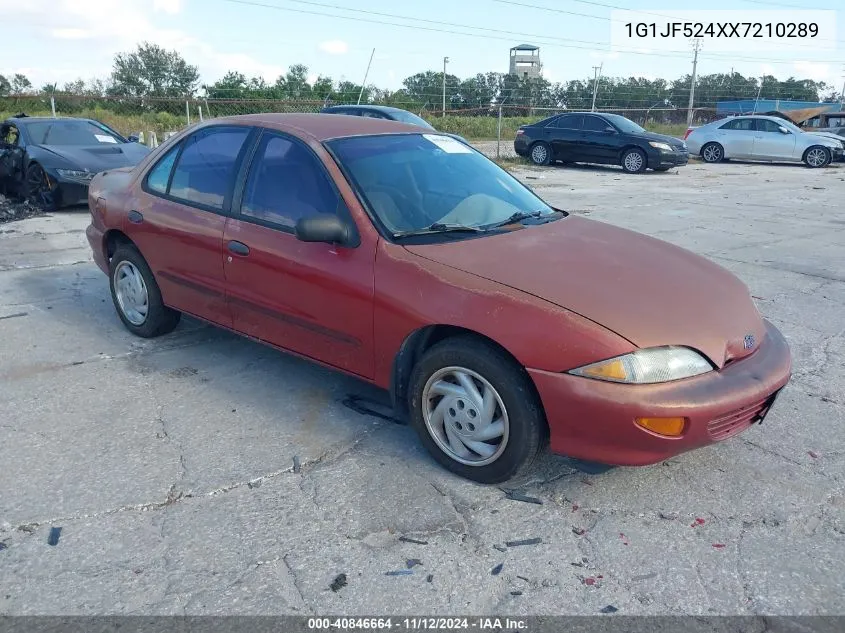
720,118,755,131
240,133,339,229
168,127,251,210
146,144,181,194
548,114,583,129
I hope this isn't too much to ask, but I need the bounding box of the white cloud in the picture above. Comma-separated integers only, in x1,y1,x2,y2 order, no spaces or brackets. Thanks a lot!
50,28,91,39
792,61,831,83
318,40,349,55
759,64,776,78
153,0,183,13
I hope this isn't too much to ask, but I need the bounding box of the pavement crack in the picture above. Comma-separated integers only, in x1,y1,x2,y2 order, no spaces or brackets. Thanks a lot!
282,553,312,613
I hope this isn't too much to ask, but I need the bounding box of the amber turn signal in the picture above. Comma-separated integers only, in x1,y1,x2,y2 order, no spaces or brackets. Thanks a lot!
635,416,686,437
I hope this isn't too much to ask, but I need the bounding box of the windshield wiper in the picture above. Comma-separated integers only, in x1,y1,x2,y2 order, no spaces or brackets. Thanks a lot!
393,222,488,238
490,210,548,228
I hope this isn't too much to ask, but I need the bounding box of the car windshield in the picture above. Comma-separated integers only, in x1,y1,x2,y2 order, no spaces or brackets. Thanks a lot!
23,120,124,146
387,110,435,130
604,114,646,134
328,133,556,235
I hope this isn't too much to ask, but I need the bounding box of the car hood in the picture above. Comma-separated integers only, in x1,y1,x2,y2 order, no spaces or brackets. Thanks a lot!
404,216,766,369
641,131,687,149
32,143,150,172
807,131,844,145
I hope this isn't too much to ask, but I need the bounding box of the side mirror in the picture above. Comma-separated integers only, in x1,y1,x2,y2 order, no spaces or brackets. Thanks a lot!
127,134,140,143
605,126,617,133
778,126,790,134
295,214,353,245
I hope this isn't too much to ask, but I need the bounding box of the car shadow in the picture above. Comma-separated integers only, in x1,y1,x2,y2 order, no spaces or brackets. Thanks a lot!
9,262,595,486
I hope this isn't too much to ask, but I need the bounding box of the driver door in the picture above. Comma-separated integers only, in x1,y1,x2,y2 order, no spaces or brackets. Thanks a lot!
751,118,797,160
222,130,376,378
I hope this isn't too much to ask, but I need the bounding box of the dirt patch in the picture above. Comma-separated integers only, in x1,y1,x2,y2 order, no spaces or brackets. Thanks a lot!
0,194,43,225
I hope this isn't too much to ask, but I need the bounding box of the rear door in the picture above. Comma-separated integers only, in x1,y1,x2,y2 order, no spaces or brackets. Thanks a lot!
129,124,255,327
222,130,376,378
546,114,584,161
715,118,755,158
751,118,797,160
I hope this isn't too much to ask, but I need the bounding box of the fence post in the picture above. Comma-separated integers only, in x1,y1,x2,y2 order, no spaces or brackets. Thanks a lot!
497,105,502,159
50,95,56,118
197,105,203,122
185,100,191,125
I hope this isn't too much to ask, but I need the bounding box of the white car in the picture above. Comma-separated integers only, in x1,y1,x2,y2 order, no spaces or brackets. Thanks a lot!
686,115,844,168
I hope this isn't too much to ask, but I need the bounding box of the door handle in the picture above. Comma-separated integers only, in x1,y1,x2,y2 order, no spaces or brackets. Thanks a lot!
128,210,143,224
227,240,250,256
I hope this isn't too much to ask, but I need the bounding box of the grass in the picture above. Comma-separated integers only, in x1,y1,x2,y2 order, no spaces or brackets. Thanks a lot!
2,109,690,142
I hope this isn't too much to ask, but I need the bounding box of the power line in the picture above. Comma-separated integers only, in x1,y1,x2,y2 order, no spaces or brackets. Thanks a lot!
217,0,845,65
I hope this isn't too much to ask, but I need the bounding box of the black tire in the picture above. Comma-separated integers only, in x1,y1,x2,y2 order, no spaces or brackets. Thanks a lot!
528,142,552,166
25,163,58,211
408,336,546,484
701,142,724,163
621,147,647,173
109,244,180,338
803,145,830,168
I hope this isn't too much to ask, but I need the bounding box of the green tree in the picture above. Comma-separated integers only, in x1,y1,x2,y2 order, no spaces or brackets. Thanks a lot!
0,74,9,96
110,42,199,98
11,73,32,95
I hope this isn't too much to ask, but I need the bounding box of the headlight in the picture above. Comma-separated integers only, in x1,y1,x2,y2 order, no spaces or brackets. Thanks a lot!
648,141,673,151
57,169,95,181
568,346,713,384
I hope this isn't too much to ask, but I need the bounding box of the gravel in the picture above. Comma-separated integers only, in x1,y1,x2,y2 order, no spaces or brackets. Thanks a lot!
0,194,43,224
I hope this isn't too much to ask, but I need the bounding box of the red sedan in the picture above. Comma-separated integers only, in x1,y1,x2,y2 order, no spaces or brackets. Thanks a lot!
86,114,792,483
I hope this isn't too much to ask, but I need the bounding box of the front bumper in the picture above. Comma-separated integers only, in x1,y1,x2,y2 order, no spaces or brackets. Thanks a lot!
44,169,93,207
528,319,792,466
649,149,689,168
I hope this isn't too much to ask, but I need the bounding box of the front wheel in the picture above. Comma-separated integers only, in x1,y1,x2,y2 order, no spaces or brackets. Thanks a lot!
621,148,647,173
803,146,830,168
25,163,57,211
529,142,552,166
109,244,181,338
408,336,546,483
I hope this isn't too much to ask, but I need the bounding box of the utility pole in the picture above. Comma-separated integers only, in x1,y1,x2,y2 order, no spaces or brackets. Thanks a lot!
840,66,845,105
442,56,449,117
686,38,701,126
357,48,375,105
590,63,602,112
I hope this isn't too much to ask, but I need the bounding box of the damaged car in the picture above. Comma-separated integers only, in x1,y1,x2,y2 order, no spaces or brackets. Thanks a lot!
0,114,150,210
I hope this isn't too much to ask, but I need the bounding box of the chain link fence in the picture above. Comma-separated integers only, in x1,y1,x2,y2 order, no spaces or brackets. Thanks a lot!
1,94,723,155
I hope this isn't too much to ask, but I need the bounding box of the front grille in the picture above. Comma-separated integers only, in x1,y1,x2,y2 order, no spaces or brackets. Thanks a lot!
707,391,779,441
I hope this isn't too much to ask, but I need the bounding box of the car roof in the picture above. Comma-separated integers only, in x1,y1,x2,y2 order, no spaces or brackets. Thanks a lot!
322,104,412,115
209,112,428,141
6,116,96,123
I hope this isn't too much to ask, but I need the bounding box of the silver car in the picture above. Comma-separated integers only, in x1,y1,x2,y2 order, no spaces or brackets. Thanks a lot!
686,115,844,168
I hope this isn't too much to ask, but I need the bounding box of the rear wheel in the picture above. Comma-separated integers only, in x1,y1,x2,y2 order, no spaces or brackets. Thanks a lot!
803,145,830,168
529,142,552,166
25,163,57,211
701,142,724,163
621,148,647,173
109,244,180,338
408,336,546,483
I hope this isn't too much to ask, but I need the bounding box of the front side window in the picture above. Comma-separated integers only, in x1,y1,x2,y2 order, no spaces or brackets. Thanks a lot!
582,115,610,132
168,127,250,210
328,133,555,234
240,133,339,229
756,119,784,133
145,144,181,194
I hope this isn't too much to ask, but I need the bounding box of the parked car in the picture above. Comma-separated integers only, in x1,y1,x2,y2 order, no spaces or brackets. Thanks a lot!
514,112,689,173
685,115,843,167
86,113,791,483
0,114,150,209
320,104,469,144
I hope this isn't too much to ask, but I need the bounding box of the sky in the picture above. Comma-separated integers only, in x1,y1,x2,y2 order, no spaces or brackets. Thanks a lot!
1,0,844,94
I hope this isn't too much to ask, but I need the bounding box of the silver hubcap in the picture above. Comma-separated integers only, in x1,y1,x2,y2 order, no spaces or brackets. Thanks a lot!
114,261,149,326
531,144,548,164
422,366,509,466
624,151,643,171
703,144,721,162
807,148,827,167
